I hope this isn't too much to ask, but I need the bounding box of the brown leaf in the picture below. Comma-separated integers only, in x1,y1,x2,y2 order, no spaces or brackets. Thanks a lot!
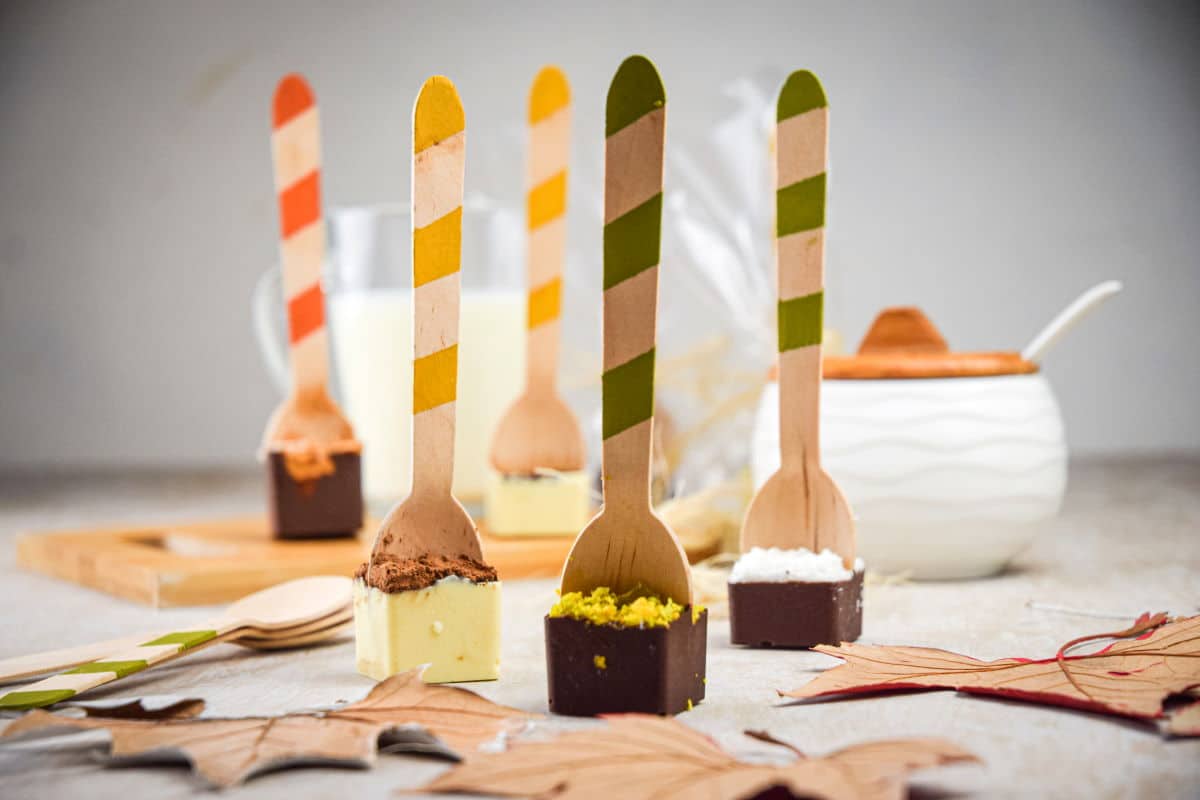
418,714,977,800
2,670,534,787
1165,702,1200,737
782,613,1200,734
70,697,206,721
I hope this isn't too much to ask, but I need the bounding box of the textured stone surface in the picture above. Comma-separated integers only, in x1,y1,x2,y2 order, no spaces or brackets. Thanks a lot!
0,457,1197,797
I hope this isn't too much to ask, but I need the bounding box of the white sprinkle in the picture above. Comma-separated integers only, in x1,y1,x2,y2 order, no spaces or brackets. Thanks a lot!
430,620,444,635
729,547,864,584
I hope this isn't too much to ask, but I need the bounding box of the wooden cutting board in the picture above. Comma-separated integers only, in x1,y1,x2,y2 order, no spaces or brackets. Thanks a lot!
15,517,590,608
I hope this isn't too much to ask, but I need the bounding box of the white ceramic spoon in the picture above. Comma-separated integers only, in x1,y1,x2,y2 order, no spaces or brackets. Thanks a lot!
1022,280,1123,364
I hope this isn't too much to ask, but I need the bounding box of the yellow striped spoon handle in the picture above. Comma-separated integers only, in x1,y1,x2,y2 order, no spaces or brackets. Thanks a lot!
409,77,466,499
524,66,570,389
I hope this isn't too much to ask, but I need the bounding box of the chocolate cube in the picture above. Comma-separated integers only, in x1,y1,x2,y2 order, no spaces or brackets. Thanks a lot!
267,451,363,539
728,572,863,648
545,609,707,716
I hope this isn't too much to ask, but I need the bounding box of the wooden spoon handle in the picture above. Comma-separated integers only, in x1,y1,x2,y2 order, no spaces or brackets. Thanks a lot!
0,631,162,684
525,66,571,392
0,625,232,711
271,75,330,398
774,71,828,472
600,56,665,507
410,77,466,499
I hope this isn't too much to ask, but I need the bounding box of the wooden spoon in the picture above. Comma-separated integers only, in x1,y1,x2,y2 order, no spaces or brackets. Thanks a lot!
236,617,353,650
0,606,353,684
740,70,856,566
489,66,585,475
560,56,691,605
0,576,352,710
261,74,356,451
368,76,483,564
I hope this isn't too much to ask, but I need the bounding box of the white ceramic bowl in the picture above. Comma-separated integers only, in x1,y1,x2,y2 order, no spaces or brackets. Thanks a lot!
751,373,1067,579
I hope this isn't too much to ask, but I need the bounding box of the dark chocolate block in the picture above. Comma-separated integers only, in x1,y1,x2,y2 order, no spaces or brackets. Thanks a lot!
728,572,863,648
545,609,707,716
267,451,363,539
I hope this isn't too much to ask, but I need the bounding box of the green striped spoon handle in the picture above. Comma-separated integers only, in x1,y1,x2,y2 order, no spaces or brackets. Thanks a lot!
0,628,228,711
739,70,854,560
775,70,829,471
599,54,665,509
560,55,692,606
0,575,354,711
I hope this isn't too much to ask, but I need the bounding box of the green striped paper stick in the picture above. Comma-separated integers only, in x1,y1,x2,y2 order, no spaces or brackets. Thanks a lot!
558,55,693,607
775,70,828,354
602,55,665,446
0,630,218,711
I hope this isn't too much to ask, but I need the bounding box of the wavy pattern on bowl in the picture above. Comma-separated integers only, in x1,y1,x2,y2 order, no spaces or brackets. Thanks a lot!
750,375,1069,577
844,494,1062,522
822,410,1063,434
819,435,1064,458
829,455,1065,486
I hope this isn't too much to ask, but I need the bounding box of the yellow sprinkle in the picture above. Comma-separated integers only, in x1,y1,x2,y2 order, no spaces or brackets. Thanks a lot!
593,655,607,670
548,586,685,628
686,699,693,711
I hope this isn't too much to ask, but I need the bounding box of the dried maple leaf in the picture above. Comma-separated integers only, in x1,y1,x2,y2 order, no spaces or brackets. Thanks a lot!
65,696,206,720
783,612,1200,734
2,670,534,787
1166,701,1200,737
417,714,977,800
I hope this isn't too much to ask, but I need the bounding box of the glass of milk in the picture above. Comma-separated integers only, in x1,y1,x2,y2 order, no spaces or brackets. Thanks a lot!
254,201,526,512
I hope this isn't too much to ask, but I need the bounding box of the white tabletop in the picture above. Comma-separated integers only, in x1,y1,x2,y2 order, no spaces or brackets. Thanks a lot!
0,457,1197,798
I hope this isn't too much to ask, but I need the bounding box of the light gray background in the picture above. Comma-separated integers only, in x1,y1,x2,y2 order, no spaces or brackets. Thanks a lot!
1,0,1197,470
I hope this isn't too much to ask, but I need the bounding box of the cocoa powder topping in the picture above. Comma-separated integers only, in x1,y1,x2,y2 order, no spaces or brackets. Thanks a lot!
354,553,498,593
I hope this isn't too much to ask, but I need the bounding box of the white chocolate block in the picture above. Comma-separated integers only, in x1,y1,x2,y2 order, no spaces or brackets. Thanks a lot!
484,470,592,537
353,577,501,683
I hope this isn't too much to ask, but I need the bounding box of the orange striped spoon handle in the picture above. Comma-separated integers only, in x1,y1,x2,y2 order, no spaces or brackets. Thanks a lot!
271,74,330,399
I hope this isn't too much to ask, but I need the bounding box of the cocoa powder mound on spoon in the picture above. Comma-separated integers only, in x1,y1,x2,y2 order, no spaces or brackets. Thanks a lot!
355,553,498,593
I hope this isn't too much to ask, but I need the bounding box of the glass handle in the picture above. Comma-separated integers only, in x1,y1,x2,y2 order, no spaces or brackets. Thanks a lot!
252,265,290,395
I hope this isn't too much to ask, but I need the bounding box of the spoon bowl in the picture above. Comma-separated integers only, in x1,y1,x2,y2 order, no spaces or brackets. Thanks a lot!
741,465,854,559
562,507,691,602
373,493,481,562
237,619,353,650
0,576,356,709
490,393,585,475
221,575,353,630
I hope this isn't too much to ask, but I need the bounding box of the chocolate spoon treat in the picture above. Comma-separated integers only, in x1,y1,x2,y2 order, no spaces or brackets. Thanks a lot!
262,75,363,540
547,56,705,716
353,77,500,683
486,66,589,538
729,71,861,649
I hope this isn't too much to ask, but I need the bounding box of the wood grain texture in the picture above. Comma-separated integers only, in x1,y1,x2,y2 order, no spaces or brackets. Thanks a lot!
15,517,620,607
560,56,691,605
741,70,855,565
490,66,585,476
